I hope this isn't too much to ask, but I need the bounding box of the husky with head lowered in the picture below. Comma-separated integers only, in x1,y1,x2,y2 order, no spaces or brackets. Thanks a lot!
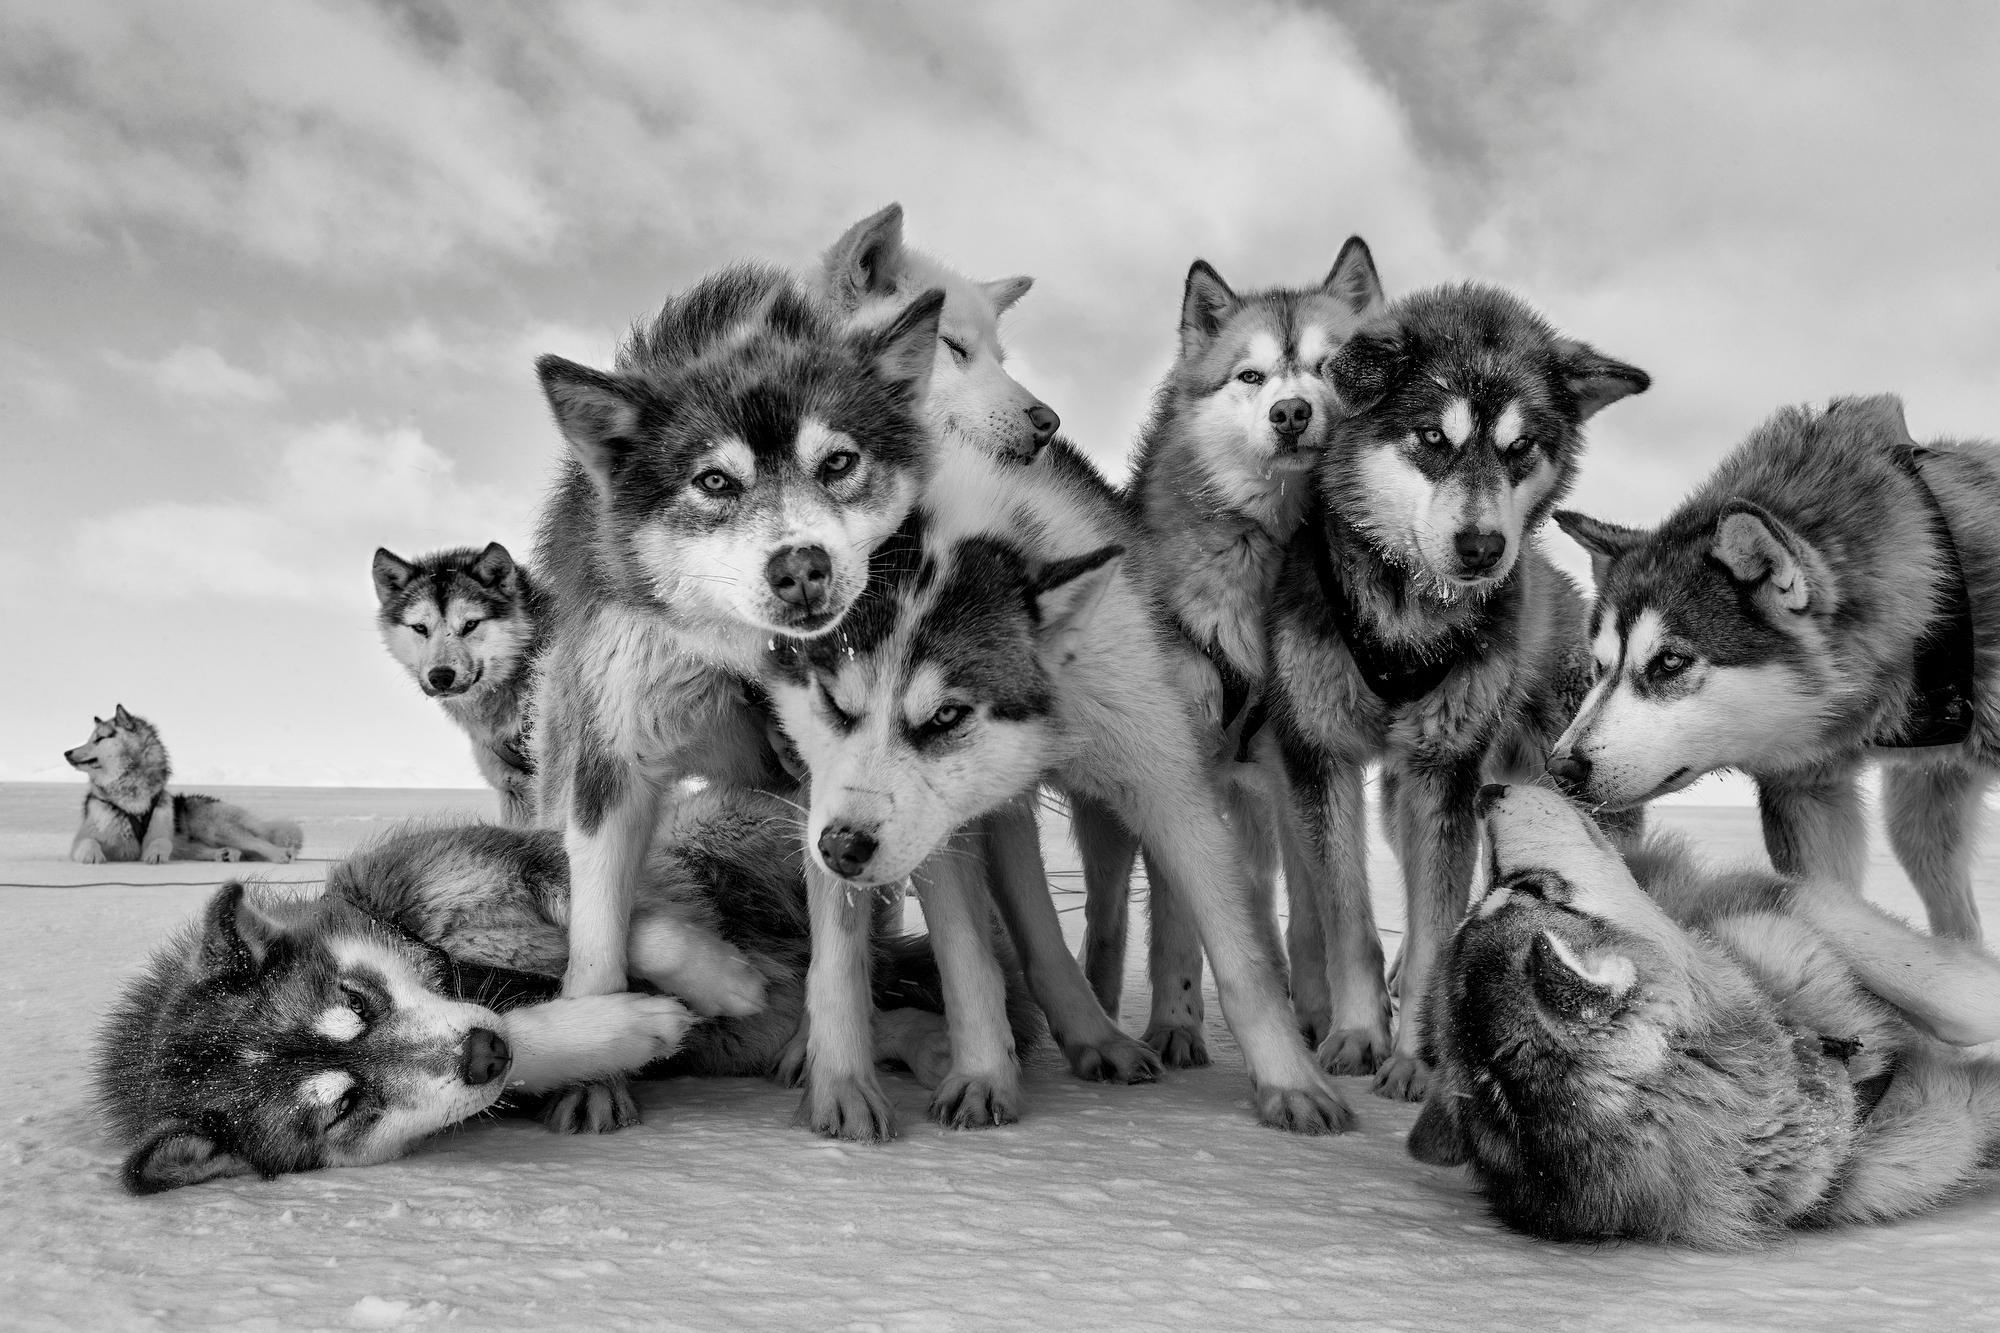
65,705,303,864
528,264,942,1130
1411,782,2000,1247
372,542,548,826
1552,395,2000,941
1265,284,1649,1100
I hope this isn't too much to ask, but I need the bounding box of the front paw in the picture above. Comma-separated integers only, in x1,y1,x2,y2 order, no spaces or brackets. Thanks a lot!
73,841,107,865
678,949,768,1019
141,842,172,865
1371,1052,1432,1102
624,993,697,1056
1317,1025,1391,1077
772,1023,810,1088
1142,1021,1211,1070
796,1072,896,1142
1063,1031,1162,1085
1253,1076,1357,1135
215,847,242,862
541,1078,641,1134
930,1071,1022,1129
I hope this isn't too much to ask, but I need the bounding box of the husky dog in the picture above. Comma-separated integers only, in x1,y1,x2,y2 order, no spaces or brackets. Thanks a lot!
1410,782,2000,1247
64,706,303,864
818,202,1059,465
372,542,549,826
767,445,1353,1140
1078,240,1386,1063
1266,285,1648,1099
528,260,942,1102
96,787,996,1192
1551,395,2000,940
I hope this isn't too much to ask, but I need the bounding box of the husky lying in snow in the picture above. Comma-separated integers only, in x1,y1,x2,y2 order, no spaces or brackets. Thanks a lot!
65,706,303,864
1411,783,2000,1247
96,787,1016,1192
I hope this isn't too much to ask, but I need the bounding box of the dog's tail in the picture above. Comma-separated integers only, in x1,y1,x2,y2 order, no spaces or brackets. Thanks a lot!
871,920,1047,1058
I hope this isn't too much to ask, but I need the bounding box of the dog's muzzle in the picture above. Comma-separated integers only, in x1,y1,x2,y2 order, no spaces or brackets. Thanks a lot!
459,1028,511,1085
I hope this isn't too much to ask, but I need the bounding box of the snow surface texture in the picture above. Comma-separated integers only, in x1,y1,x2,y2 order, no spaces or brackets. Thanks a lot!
4,781,1999,1331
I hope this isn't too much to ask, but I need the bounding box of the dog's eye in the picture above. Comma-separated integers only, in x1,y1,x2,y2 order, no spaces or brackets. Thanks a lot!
1649,651,1690,680
926,703,970,733
407,623,430,639
1500,435,1535,457
940,336,969,363
694,470,740,497
815,679,855,726
1419,427,1449,448
1236,369,1266,386
820,451,860,483
340,983,377,1026
324,1087,361,1133
458,619,482,636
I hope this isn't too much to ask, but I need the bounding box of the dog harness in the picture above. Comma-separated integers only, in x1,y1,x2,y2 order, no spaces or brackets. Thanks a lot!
86,792,172,847
1870,447,1977,749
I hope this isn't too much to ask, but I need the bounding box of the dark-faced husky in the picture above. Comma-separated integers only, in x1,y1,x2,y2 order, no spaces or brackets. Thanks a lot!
767,447,1353,1141
96,787,987,1192
1411,783,2000,1247
372,542,548,826
1078,239,1386,1064
528,262,942,1122
64,706,303,864
1266,285,1648,1099
1551,395,2000,940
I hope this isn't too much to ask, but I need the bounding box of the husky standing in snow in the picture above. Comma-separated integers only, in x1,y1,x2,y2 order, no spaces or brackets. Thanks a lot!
65,706,304,864
1551,395,2000,941
1411,782,2000,1247
372,542,549,827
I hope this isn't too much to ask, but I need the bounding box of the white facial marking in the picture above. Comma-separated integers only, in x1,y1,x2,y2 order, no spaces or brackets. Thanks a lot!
300,1070,354,1107
1296,324,1329,369
1245,331,1281,368
1440,397,1474,448
1492,401,1525,449
1624,609,1665,672
315,1006,365,1042
795,419,858,471
1591,614,1621,670
705,437,756,485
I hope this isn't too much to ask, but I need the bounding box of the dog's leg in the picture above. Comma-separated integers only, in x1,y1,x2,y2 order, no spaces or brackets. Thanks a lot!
1284,751,1388,1071
140,799,174,865
1883,760,1988,940
503,993,696,1096
627,907,768,1018
799,858,894,1140
559,766,659,998
872,1008,953,1089
1814,1046,2000,1226
1799,891,2000,1045
71,833,108,864
913,839,1022,1128
1757,761,1866,893
1141,848,1209,1068
982,795,1161,1085
1071,792,1139,1016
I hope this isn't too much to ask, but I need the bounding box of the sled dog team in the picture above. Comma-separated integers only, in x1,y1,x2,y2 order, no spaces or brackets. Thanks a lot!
94,204,2000,1248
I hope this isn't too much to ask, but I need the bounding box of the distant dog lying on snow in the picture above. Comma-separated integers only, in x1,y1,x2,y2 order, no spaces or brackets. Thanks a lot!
64,705,303,864
96,787,1009,1192
1410,783,2000,1247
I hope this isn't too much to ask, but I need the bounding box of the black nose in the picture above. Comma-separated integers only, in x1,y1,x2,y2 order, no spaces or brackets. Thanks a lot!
1026,402,1060,445
766,545,832,610
1454,529,1507,574
426,667,456,691
1546,752,1592,792
1476,783,1509,817
460,1027,511,1085
1269,397,1313,436
817,823,878,879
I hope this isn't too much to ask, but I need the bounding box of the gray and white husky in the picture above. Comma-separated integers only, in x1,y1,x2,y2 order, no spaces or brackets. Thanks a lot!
1265,285,1648,1100
95,787,989,1192
64,706,303,864
372,542,548,826
1552,395,2000,940
1412,782,2000,1247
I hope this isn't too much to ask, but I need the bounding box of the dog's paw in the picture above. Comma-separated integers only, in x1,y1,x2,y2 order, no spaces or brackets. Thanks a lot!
930,1071,1022,1130
1141,1022,1211,1070
677,950,768,1019
1371,1052,1432,1103
771,1024,810,1088
1063,1031,1162,1085
540,1078,641,1134
1317,1025,1391,1077
273,847,296,864
795,1072,896,1142
72,841,107,865
621,993,697,1056
1253,1077,1357,1136
215,847,242,863
140,842,172,865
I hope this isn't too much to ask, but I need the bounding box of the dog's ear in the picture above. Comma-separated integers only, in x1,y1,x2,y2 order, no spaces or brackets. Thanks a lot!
371,548,416,603
1826,393,1918,450
1178,260,1238,356
537,355,651,494
1711,500,1836,616
198,882,287,982
1553,510,1646,588
822,202,906,308
1527,930,1638,1020
1322,236,1385,316
1328,323,1407,413
981,275,1033,316
1407,1090,1474,1167
1031,545,1124,671
123,1122,256,1194
1556,340,1650,422
93,716,107,729
113,704,134,727
852,288,945,404
469,542,518,591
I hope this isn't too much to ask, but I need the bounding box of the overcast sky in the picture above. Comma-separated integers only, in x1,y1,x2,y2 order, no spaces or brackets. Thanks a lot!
3,0,1997,787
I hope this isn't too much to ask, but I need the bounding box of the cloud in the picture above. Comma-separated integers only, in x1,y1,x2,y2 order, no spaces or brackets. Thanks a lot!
108,343,284,404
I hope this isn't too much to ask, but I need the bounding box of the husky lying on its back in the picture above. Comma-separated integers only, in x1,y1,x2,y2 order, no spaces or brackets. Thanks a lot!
64,706,303,864
373,542,549,827
96,787,988,1192
1412,783,2000,1247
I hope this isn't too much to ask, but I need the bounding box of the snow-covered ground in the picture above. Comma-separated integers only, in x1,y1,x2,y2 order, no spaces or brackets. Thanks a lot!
4,781,1998,1331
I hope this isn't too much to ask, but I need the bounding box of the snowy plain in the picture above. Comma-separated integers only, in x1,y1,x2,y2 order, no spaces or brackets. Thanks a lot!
3,780,1999,1332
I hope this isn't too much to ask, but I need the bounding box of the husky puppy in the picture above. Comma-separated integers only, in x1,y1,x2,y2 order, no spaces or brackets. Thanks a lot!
372,542,549,826
64,706,304,864
528,262,942,1129
1266,285,1648,1099
1078,240,1386,1063
766,446,1353,1141
96,787,990,1192
1410,782,2000,1247
1551,395,2000,940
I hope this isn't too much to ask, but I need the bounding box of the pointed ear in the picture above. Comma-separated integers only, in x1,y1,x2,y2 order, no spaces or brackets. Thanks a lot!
1527,930,1637,1019
198,882,285,982
1553,510,1646,588
1322,236,1385,315
537,354,650,493
981,275,1033,316
1711,500,1835,615
114,704,135,727
1031,546,1124,671
822,202,906,307
371,548,416,603
1328,323,1407,412
1407,1091,1474,1167
1178,260,1238,355
1827,393,1918,450
853,288,945,404
1556,340,1650,422
123,1123,256,1194
469,542,517,590
93,716,107,728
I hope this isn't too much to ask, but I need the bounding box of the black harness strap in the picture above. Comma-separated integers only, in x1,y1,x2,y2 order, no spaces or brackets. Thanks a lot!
1305,521,1493,710
1870,447,1977,748
87,792,169,846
